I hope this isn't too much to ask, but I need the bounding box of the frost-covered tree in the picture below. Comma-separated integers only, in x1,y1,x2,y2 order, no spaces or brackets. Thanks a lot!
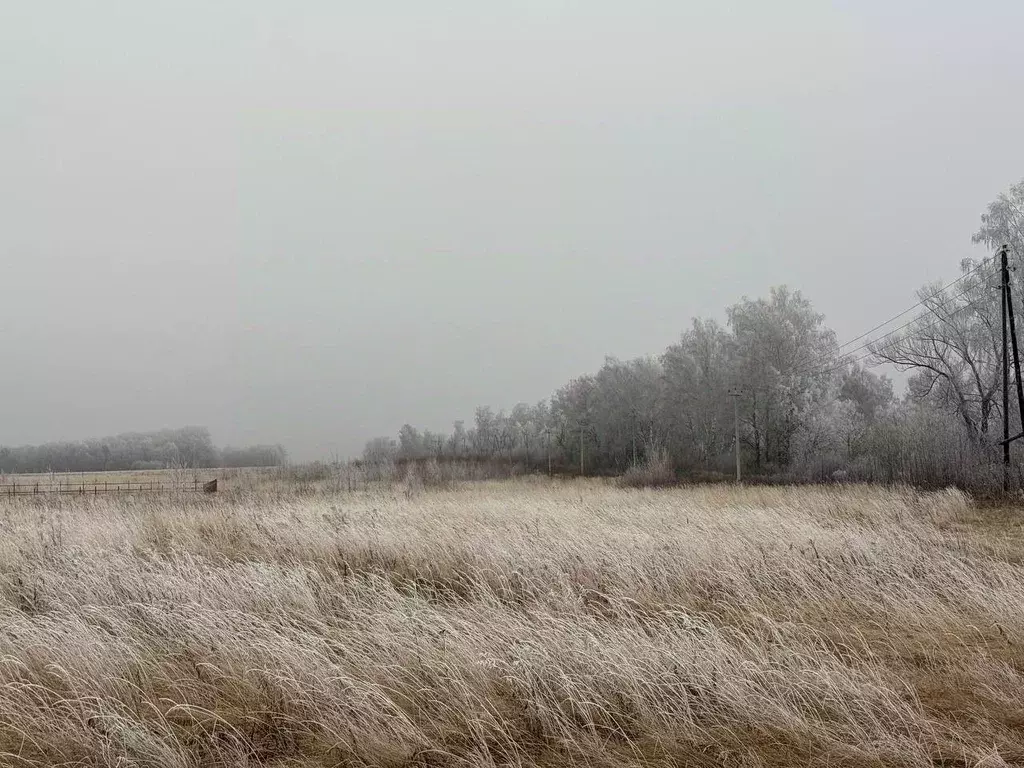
728,287,837,470
868,258,1002,443
661,318,736,469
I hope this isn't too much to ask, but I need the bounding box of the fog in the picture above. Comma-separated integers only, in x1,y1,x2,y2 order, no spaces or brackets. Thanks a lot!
2,1,1023,460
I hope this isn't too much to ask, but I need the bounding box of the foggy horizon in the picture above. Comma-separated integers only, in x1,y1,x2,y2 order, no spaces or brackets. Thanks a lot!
3,2,1024,461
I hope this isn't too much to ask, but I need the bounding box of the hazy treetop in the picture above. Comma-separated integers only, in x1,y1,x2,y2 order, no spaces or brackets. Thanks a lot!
2,1,1023,459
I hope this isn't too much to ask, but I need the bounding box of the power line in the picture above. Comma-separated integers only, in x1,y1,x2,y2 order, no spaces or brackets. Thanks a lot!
799,284,1006,420
823,278,988,371
800,276,999,380
833,258,989,356
793,258,995,378
806,281,994,378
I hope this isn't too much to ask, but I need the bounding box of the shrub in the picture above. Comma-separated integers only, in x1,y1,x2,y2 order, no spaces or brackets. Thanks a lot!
618,450,676,488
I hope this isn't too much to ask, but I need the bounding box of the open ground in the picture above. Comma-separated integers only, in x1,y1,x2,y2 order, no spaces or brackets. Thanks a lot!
1,475,1023,767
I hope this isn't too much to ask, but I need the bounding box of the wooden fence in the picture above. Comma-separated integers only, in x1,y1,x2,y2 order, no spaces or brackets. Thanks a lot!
0,478,218,498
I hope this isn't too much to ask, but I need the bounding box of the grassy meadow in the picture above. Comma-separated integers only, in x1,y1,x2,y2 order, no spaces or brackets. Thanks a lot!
0,474,1023,766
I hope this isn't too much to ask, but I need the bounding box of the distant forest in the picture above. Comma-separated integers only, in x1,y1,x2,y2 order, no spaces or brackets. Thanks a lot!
0,427,286,474
363,179,1024,492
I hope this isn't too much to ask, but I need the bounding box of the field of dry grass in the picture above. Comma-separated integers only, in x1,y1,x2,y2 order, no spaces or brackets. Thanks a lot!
1,478,1023,766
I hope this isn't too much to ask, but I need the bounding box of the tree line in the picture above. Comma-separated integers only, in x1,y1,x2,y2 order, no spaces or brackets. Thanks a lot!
363,179,1024,492
0,427,287,474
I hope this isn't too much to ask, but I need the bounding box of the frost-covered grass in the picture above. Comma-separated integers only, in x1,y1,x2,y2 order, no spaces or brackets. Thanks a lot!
0,480,1021,766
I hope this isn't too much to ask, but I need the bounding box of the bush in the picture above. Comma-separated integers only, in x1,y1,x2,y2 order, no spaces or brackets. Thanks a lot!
618,450,676,488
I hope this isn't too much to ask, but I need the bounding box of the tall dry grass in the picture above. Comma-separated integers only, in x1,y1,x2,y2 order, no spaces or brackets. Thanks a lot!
0,480,1021,766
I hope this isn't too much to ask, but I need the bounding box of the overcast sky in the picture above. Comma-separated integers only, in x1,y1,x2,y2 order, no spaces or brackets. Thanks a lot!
2,1,1023,459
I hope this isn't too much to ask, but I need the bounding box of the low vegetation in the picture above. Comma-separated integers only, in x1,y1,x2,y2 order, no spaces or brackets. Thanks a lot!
1,476,1023,766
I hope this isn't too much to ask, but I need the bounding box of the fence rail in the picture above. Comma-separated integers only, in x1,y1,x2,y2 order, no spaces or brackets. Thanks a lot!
0,478,218,498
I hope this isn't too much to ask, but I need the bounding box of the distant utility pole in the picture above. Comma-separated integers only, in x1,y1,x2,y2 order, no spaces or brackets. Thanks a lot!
579,421,585,477
728,388,743,483
546,429,552,476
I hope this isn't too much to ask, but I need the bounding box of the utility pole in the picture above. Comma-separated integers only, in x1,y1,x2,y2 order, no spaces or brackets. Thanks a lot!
728,388,743,483
1003,244,1010,492
1005,246,1024,447
999,244,1024,492
546,429,552,476
579,420,585,477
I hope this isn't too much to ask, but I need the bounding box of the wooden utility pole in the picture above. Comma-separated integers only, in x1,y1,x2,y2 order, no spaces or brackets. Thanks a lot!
546,430,552,476
1005,247,1024,444
728,388,743,483
579,421,585,477
999,244,1024,491
1004,244,1010,492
